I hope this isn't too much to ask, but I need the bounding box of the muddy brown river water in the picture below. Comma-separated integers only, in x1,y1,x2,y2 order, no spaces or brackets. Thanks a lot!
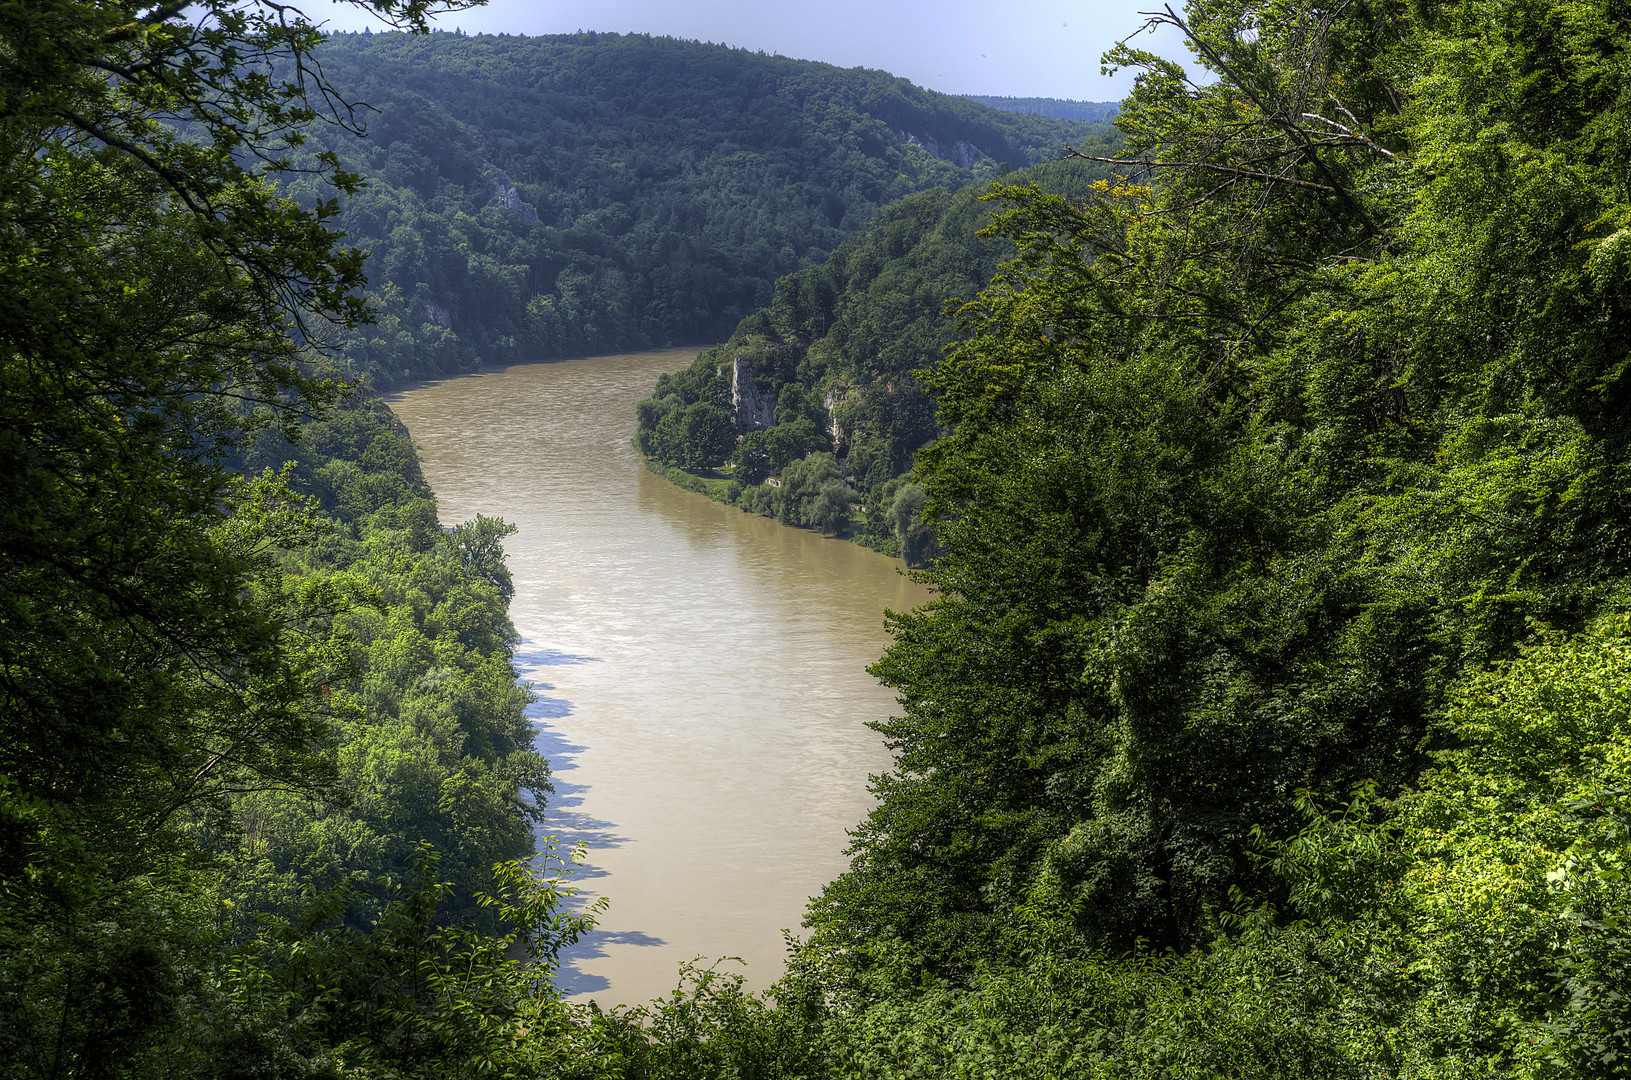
387,348,932,1006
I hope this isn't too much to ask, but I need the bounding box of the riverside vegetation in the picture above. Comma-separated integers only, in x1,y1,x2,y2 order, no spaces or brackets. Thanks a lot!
6,1,1631,1079
631,158,1125,560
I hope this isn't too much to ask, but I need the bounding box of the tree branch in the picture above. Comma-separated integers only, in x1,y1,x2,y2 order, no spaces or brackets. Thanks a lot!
1140,3,1383,235
1065,150,1339,194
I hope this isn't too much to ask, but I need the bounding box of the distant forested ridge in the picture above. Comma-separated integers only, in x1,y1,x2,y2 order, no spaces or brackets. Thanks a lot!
285,31,1113,389
963,95,1120,123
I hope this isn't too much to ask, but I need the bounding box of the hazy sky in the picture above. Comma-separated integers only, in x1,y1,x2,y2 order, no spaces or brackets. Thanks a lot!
301,0,1189,102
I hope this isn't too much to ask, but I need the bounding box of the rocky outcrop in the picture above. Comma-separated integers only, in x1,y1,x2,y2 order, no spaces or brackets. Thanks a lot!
898,131,984,170
485,163,540,224
823,389,846,454
721,357,775,433
423,302,452,329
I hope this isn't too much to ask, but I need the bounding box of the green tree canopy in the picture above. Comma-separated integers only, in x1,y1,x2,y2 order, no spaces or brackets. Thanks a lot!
0,1,497,1072
807,0,1631,986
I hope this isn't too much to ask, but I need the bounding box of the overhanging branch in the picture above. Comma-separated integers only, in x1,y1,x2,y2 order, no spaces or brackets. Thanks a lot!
1065,150,1339,194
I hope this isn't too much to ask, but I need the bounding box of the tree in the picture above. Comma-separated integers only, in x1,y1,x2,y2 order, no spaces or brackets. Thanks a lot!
811,479,855,536
729,430,774,483
763,418,829,474
676,401,737,471
809,0,1631,984
0,0,482,1072
776,452,848,529
452,513,519,600
890,482,934,566
0,0,480,829
218,843,603,1079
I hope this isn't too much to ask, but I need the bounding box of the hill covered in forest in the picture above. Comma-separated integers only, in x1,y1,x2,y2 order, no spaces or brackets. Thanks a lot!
633,157,1117,559
284,31,1118,389
642,1,1631,1072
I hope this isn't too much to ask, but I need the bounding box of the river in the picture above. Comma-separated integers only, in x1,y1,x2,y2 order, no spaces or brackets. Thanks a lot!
386,348,932,1006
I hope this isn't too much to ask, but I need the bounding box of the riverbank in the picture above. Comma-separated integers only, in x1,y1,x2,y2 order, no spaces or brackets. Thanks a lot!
388,349,931,1005
641,457,909,560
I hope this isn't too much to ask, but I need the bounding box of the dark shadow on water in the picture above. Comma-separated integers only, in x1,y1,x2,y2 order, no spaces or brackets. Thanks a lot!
531,720,586,776
525,691,573,720
512,640,602,669
553,968,611,996
529,709,629,878
552,928,670,998
508,636,661,1001
533,805,626,881
512,637,600,724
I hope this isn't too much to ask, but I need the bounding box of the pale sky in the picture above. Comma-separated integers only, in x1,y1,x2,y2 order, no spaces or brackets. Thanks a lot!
300,0,1190,102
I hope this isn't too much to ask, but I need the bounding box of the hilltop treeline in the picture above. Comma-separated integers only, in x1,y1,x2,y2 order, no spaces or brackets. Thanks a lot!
964,94,1120,123
281,31,1114,389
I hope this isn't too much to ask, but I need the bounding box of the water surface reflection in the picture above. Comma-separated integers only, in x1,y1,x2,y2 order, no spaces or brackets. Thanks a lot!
388,350,931,1004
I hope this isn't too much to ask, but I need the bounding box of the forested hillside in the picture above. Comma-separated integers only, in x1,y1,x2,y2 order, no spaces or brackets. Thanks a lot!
633,158,1117,558
794,0,1631,1073
0,1,594,1072
282,31,1113,389
10,0,1631,1077
648,0,1631,1074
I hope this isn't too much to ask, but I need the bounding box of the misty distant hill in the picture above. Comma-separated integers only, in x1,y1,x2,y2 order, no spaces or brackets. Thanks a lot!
963,95,1120,123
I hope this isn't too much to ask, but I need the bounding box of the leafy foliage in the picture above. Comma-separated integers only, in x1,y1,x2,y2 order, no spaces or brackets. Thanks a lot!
717,2,1631,1077
0,3,569,1076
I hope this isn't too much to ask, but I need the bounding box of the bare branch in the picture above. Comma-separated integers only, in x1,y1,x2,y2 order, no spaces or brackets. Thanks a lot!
1302,112,1397,158
1065,150,1339,194
1139,4,1382,236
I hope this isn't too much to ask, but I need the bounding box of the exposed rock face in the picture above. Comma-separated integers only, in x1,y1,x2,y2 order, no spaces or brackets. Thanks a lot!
722,357,775,433
485,163,540,224
823,389,846,454
898,131,984,170
423,302,452,329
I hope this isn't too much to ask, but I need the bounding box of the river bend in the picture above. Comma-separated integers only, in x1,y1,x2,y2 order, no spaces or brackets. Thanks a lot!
387,349,931,1004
